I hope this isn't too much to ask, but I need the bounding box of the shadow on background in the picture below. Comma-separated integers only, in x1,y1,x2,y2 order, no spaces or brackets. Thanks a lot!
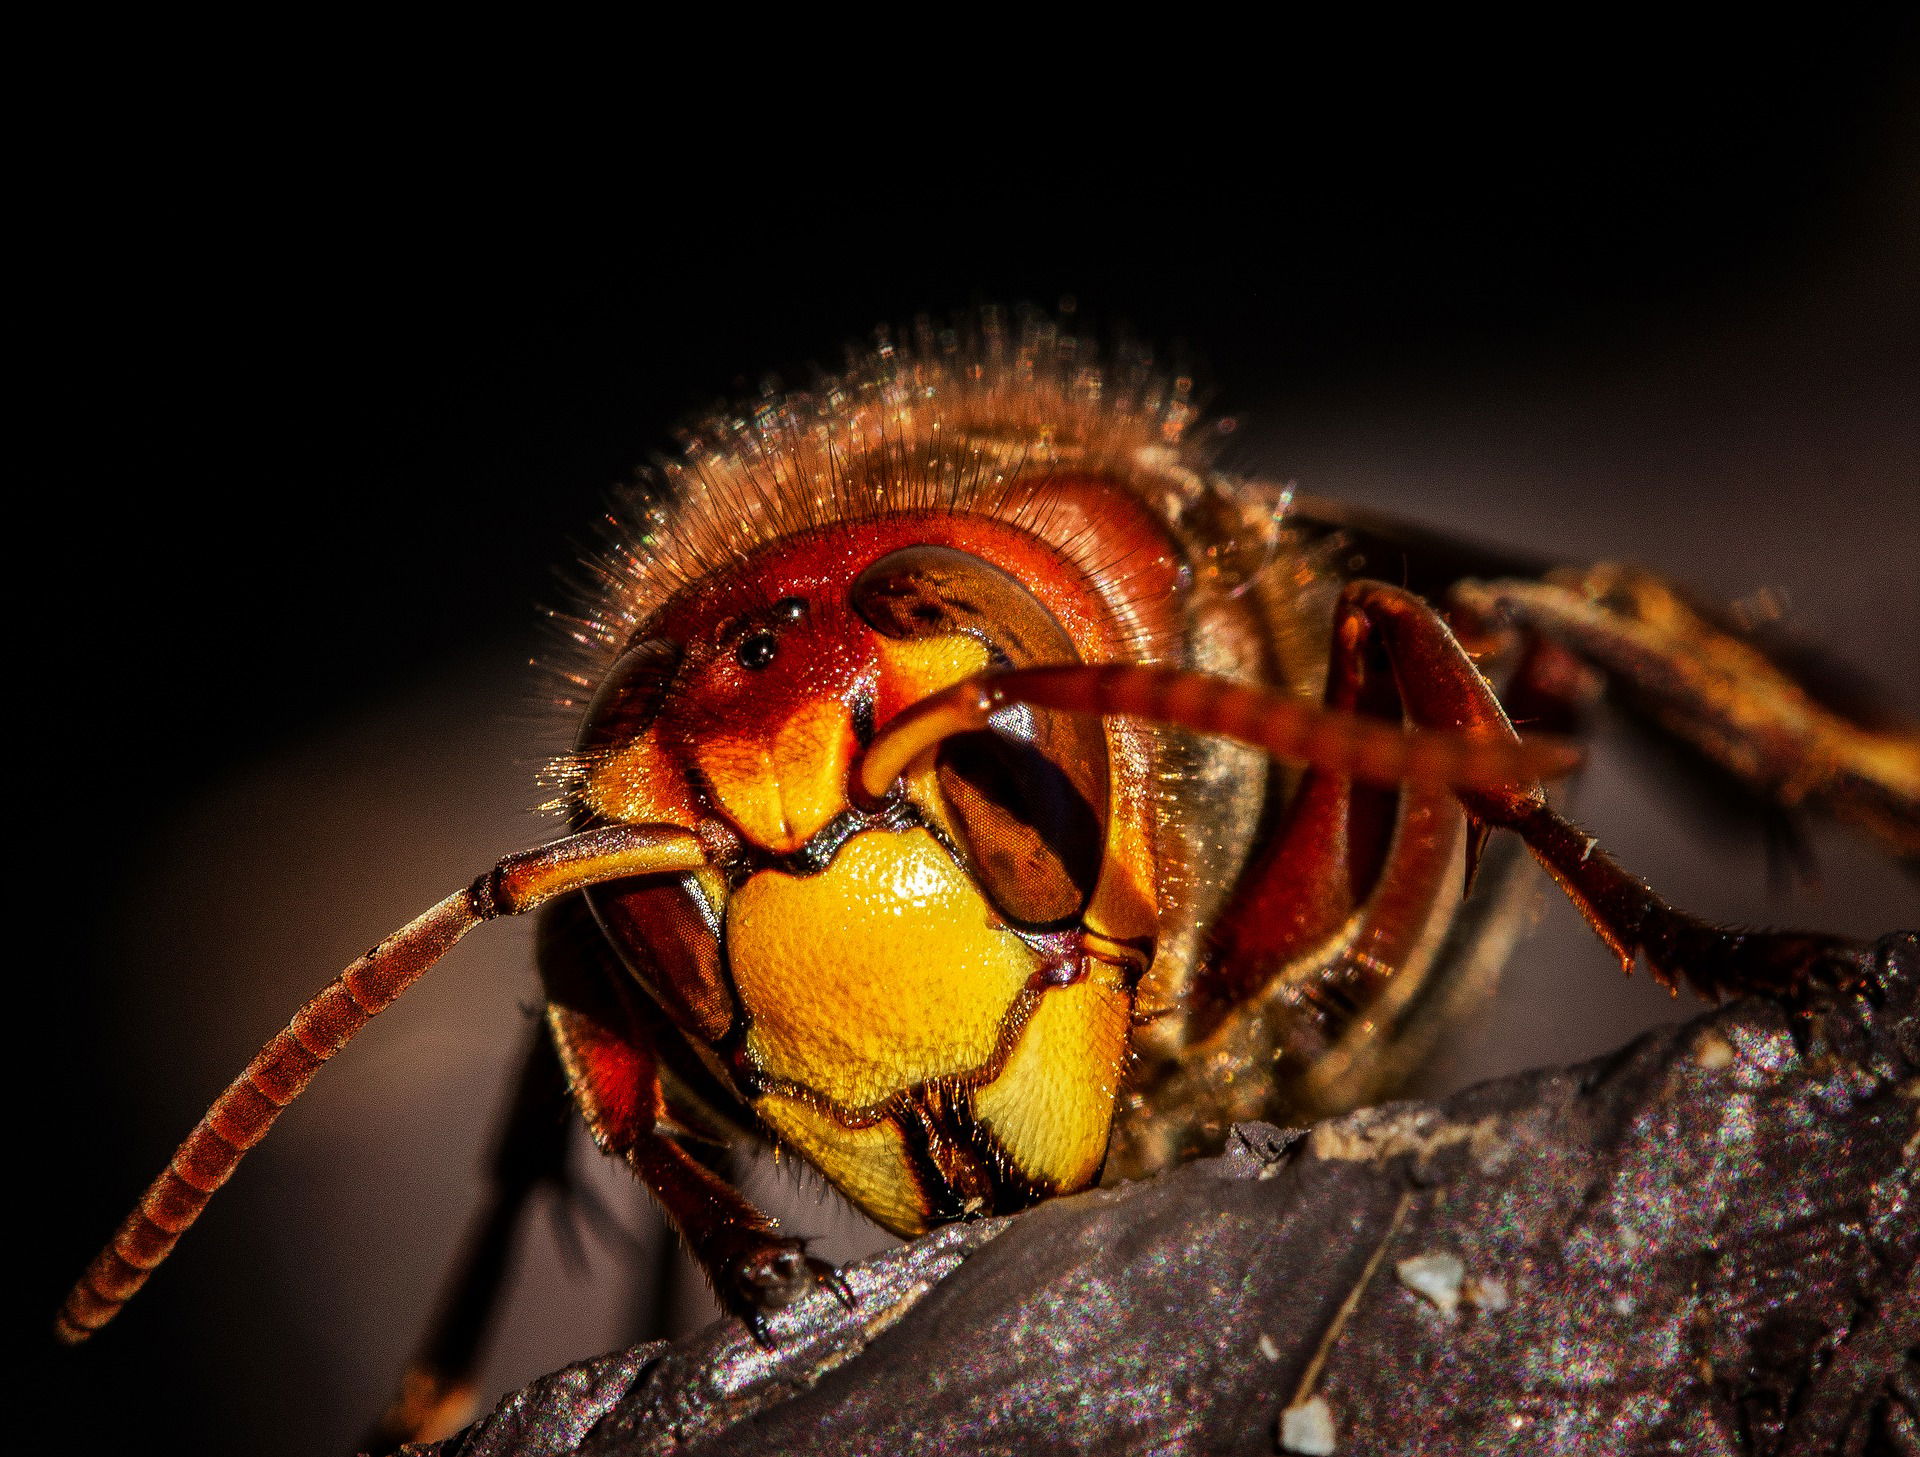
20,36,1918,1456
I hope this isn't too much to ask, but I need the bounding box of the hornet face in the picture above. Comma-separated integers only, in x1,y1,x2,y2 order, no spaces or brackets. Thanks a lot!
576,513,1158,1232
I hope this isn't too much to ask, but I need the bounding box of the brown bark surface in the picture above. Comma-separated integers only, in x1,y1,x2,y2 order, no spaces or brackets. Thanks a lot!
416,933,1919,1457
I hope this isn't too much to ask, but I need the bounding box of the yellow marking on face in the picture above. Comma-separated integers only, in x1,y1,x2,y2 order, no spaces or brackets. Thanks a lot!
875,633,994,718
879,630,1113,888
1085,823,1159,947
726,827,1035,1108
1086,724,1158,946
582,731,693,827
754,1094,929,1236
973,961,1130,1192
695,699,858,854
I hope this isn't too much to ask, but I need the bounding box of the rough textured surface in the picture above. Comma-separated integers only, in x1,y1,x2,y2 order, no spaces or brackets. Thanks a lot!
418,934,1919,1457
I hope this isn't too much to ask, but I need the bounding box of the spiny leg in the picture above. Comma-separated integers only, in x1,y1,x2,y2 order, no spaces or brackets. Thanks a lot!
538,894,852,1345
632,1137,741,1343
1147,575,1873,1146
57,823,705,1344
365,1028,576,1452
1287,496,1914,864
1453,564,1920,863
1353,579,1875,1000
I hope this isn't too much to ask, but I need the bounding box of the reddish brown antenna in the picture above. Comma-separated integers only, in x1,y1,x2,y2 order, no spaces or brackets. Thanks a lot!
853,663,1580,807
57,823,705,1342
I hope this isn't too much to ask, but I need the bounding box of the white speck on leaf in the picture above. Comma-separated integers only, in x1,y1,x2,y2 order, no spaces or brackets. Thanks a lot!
1279,1396,1336,1454
1395,1252,1466,1316
1693,1031,1736,1069
1466,1276,1510,1311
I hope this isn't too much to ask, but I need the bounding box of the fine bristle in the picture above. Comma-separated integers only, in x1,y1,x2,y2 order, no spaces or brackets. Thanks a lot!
537,307,1223,807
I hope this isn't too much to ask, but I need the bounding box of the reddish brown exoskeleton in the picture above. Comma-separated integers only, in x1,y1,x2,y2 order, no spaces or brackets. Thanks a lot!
58,312,1920,1444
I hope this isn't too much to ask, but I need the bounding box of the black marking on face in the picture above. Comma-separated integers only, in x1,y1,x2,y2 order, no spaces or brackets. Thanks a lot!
892,1084,1049,1223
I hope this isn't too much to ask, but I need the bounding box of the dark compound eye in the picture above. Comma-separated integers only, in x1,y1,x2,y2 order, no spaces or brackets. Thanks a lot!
851,546,1108,928
737,631,779,670
773,596,808,621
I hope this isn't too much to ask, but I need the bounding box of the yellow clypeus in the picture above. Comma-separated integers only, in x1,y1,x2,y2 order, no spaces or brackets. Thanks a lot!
726,827,1035,1109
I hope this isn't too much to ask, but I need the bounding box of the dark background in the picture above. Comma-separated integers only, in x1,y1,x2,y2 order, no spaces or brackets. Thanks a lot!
19,31,1919,1455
